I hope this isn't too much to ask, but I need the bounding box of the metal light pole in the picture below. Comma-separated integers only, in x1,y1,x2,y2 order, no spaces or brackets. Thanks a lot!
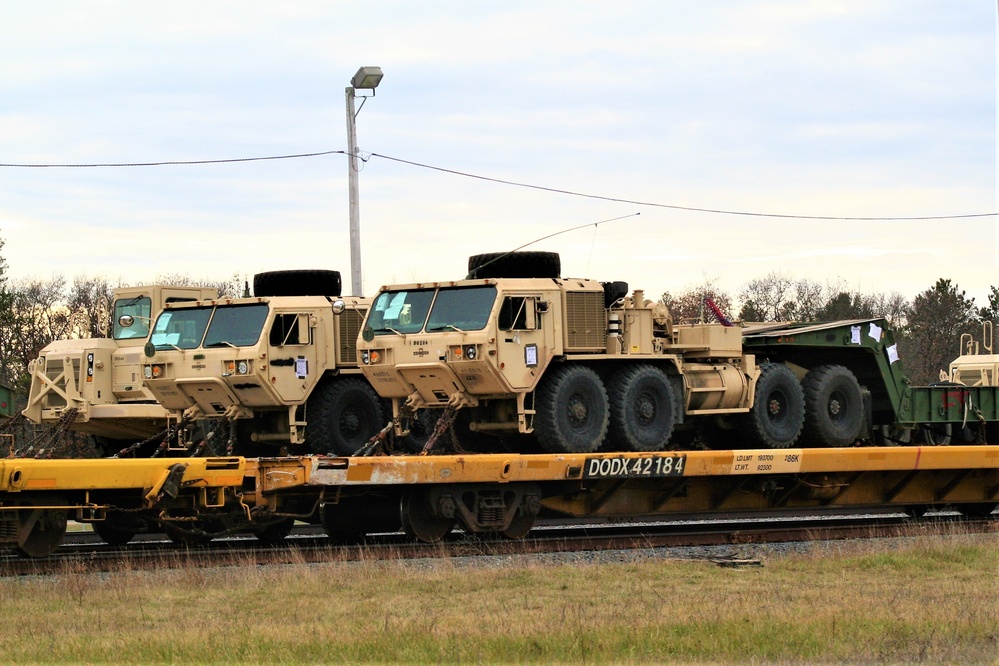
345,65,383,297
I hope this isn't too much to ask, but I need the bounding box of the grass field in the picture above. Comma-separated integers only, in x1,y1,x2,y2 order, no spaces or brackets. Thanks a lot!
1,529,995,664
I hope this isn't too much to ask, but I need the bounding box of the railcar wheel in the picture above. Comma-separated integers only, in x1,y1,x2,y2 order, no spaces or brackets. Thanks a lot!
320,503,366,544
252,269,342,297
93,521,137,547
401,489,454,543
801,365,864,447
743,363,804,449
16,509,68,558
502,511,535,540
957,503,996,518
305,378,385,456
607,365,676,451
534,365,609,453
255,518,295,545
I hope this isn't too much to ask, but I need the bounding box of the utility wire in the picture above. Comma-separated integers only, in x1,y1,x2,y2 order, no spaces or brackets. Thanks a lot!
369,153,997,222
0,150,345,167
2,148,995,221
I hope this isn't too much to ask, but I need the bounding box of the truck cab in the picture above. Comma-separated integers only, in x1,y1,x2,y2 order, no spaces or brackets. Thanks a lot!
140,292,371,454
23,285,218,443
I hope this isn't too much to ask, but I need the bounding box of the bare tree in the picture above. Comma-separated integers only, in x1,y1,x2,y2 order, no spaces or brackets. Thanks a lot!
66,275,117,338
0,277,69,391
659,278,735,324
154,272,248,298
739,273,798,321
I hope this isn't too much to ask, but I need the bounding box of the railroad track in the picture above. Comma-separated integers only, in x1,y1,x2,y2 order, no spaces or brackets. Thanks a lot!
1,510,995,577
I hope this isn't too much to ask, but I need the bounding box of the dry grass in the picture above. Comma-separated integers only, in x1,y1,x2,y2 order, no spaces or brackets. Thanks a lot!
0,530,996,664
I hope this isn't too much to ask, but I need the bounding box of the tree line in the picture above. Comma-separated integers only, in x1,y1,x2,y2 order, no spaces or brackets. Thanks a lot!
0,232,995,398
660,273,997,386
0,234,245,396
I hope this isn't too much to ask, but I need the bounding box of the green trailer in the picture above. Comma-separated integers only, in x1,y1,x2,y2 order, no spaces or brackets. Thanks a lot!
0,384,14,419
742,318,999,445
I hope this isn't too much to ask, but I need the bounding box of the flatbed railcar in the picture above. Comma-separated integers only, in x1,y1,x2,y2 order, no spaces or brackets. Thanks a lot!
1,445,996,557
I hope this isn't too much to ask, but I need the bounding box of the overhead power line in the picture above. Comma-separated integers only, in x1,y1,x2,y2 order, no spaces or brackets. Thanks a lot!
368,153,997,222
2,148,995,222
0,150,345,167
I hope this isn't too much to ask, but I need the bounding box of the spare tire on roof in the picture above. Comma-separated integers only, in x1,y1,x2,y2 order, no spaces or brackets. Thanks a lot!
253,270,342,297
602,281,629,307
467,251,561,279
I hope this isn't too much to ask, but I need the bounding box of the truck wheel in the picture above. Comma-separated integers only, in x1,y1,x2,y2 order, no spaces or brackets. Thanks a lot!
253,269,342,297
744,363,804,449
396,408,440,453
915,423,952,446
306,378,385,456
607,365,676,451
801,365,864,447
255,518,295,545
535,365,609,453
466,251,561,279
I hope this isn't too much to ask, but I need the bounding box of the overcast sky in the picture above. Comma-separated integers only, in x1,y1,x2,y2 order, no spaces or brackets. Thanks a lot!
1,2,995,308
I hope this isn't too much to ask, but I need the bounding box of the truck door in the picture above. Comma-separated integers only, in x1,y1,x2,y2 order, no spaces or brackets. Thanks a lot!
265,312,322,403
495,295,552,389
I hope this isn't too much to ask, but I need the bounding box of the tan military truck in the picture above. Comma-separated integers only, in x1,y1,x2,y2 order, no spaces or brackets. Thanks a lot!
23,284,219,451
139,270,398,456
356,251,807,454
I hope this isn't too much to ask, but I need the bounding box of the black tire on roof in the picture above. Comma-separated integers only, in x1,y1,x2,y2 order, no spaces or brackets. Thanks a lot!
253,270,342,297
467,251,561,279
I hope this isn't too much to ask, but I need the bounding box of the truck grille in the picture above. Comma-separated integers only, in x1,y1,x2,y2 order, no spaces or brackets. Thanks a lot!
565,292,605,351
42,357,82,407
338,308,364,364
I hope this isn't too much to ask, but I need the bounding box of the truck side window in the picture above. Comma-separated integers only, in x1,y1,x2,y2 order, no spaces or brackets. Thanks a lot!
270,314,310,346
499,297,538,331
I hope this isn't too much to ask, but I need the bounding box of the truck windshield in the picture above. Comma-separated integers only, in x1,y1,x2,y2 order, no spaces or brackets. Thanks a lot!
150,308,213,350
367,285,496,335
150,303,268,350
426,286,496,331
113,296,152,340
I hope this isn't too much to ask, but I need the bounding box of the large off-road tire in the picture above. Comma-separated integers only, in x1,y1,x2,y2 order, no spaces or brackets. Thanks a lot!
253,269,342,297
914,423,952,446
607,365,676,451
743,363,804,449
801,365,864,447
602,281,630,307
305,378,385,456
396,408,440,454
466,251,560,279
534,365,609,453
